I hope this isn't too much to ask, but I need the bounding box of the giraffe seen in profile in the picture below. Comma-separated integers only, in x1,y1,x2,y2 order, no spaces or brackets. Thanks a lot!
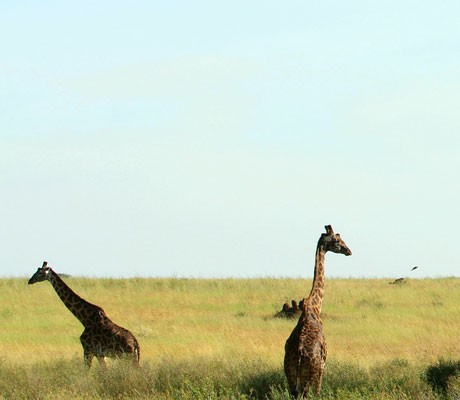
28,261,140,368
284,225,352,398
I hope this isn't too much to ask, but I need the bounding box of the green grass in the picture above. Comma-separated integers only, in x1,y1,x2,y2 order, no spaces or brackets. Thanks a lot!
2,276,460,398
0,357,446,399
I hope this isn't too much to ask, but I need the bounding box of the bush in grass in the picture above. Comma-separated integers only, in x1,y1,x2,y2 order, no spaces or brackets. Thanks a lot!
446,373,460,400
425,359,460,396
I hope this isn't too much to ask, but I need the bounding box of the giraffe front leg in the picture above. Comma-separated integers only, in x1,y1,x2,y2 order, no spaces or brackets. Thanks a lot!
311,365,325,397
312,341,327,396
80,332,94,368
83,350,94,368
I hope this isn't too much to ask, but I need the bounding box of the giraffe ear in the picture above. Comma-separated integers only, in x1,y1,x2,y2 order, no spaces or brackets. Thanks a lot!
325,225,334,235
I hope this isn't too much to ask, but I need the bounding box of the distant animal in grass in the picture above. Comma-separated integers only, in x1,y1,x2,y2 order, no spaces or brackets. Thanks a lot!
275,300,303,319
389,278,405,284
28,261,140,368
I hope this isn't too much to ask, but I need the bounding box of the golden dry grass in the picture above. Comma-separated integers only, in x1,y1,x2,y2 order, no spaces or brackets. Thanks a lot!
2,276,459,370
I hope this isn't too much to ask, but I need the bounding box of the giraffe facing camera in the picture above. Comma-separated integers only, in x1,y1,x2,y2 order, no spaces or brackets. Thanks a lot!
28,261,140,368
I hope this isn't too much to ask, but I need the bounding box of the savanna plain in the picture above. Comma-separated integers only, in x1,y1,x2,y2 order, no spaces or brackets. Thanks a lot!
1,277,460,399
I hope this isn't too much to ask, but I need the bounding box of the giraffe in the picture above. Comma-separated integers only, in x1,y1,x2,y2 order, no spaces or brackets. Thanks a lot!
284,225,352,398
28,261,140,368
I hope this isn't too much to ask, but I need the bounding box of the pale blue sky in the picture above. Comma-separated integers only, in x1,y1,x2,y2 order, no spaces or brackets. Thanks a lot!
2,1,460,278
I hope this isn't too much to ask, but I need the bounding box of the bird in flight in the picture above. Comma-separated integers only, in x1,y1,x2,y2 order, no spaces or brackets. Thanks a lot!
411,266,418,271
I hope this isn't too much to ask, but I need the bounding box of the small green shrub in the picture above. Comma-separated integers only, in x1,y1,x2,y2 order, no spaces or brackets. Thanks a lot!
425,359,460,396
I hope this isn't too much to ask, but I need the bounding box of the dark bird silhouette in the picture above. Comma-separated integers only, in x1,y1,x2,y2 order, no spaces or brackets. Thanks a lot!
411,266,418,271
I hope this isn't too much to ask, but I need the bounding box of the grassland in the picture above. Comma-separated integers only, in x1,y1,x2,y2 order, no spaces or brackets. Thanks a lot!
1,276,460,398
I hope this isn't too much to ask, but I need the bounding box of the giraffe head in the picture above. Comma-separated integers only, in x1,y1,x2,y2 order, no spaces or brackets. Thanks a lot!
319,225,352,256
28,261,51,284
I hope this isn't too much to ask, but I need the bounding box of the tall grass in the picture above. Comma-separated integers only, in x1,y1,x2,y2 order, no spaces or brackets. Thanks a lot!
2,276,460,398
0,357,446,399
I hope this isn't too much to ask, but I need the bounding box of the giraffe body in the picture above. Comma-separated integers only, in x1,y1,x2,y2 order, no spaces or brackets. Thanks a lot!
284,225,351,398
28,262,140,367
80,319,140,366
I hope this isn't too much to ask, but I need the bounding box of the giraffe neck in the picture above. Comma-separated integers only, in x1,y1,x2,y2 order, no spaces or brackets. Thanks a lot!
305,244,326,315
47,269,103,327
